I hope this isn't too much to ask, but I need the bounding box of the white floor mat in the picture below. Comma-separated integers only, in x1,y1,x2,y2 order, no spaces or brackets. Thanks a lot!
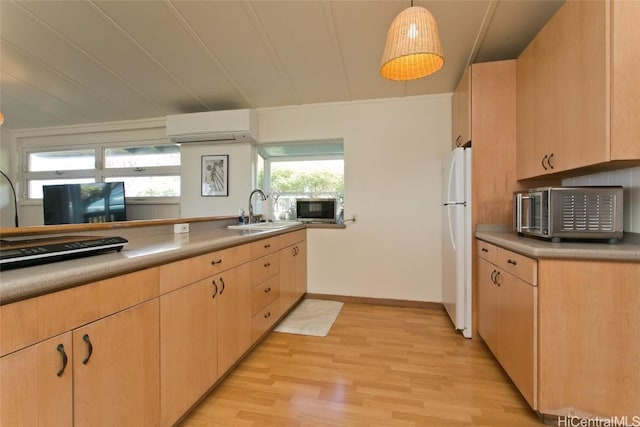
274,299,344,337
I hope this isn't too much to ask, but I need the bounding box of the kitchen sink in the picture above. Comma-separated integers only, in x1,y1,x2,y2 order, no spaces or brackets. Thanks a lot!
227,221,301,231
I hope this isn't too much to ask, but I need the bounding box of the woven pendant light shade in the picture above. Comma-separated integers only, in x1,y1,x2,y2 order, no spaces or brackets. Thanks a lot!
380,6,444,81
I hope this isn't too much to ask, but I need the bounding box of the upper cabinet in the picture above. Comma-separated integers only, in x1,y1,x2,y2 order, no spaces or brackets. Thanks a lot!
451,67,471,149
516,0,640,180
453,60,529,227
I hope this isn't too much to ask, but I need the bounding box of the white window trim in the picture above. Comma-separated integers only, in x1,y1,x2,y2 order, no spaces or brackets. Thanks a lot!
21,139,180,201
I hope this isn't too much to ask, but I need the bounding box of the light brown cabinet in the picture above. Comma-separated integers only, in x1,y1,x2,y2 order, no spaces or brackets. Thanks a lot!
0,269,160,427
0,333,73,427
159,276,218,426
451,66,470,149
250,237,282,341
476,240,537,409
216,263,252,375
73,299,160,427
477,238,640,419
160,250,252,426
279,230,307,310
452,60,543,338
537,259,640,419
0,229,307,427
1,300,160,427
516,0,640,179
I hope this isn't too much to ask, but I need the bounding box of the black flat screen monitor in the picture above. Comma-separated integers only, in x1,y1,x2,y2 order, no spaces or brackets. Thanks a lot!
42,182,126,225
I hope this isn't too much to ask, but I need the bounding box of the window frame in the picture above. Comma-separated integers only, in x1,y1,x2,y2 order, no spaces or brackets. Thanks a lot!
257,141,345,221
21,139,181,206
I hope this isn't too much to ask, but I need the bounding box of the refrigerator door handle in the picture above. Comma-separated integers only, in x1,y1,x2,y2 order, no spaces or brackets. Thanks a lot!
447,207,456,252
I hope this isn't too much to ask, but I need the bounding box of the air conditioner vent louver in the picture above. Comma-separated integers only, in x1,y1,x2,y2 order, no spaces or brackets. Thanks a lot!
166,109,258,144
560,193,616,232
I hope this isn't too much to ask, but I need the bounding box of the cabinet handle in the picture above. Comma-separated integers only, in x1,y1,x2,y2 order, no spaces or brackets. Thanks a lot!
481,247,488,253
507,259,517,266
455,135,462,147
264,261,271,268
211,258,222,266
264,312,271,319
82,334,93,365
490,270,497,284
56,343,68,377
264,287,271,293
541,154,548,170
264,243,271,249
219,277,225,295
548,153,554,169
211,279,218,298
494,272,502,286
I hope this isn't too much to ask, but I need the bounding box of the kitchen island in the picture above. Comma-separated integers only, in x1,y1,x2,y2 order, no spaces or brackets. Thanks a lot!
0,218,309,426
475,225,639,422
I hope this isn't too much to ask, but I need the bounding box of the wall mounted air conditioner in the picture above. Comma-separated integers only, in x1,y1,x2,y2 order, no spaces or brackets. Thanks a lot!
166,109,258,144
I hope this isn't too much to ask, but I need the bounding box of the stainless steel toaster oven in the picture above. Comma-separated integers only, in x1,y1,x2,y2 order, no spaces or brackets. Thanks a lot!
513,186,623,243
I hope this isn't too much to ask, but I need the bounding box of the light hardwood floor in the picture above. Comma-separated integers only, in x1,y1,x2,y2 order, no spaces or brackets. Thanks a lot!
181,303,544,426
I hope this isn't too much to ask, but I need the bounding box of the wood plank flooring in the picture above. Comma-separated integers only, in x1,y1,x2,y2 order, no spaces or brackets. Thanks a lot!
181,303,545,426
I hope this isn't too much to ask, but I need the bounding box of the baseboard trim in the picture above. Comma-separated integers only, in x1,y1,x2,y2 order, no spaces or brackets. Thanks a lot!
304,293,444,311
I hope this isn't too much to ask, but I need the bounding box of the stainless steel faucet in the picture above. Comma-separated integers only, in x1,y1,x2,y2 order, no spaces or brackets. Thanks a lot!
248,189,267,224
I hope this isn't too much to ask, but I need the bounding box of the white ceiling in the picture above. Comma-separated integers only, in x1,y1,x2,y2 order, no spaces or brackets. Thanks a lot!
0,0,563,132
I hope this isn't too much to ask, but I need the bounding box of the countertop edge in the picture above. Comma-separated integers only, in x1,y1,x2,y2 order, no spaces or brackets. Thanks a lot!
475,227,640,261
0,223,310,305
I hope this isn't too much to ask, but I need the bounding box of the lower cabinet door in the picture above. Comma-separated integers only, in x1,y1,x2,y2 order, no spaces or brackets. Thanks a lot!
73,299,160,427
160,278,218,427
217,264,252,375
294,240,307,299
477,257,500,354
0,333,73,427
500,272,537,409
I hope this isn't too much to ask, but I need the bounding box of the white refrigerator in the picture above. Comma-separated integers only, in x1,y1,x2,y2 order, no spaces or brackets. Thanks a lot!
441,147,472,338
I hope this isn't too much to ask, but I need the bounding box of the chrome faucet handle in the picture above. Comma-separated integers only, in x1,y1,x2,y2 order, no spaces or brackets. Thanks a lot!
247,189,268,224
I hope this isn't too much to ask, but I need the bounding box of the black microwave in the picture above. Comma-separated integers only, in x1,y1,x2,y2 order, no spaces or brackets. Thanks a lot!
295,199,337,223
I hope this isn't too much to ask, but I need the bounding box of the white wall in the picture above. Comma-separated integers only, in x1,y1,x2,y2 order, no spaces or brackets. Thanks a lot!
180,143,254,218
563,166,640,232
258,95,451,302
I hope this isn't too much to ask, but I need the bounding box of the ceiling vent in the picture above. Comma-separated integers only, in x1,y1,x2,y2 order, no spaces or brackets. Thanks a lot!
166,109,258,144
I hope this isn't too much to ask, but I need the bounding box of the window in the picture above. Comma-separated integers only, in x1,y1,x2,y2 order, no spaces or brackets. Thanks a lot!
24,143,180,200
257,141,344,221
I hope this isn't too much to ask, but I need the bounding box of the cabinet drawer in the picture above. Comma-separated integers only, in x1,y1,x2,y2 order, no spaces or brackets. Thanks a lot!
251,275,280,316
250,236,280,259
476,240,498,264
251,298,281,341
279,229,306,248
250,253,280,286
497,248,537,285
159,244,250,294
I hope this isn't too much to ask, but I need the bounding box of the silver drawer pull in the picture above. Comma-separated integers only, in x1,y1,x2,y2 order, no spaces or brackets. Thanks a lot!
264,287,271,293
264,312,271,319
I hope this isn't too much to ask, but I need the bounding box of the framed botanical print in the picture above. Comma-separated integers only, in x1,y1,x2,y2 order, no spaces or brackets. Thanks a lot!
201,155,228,197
